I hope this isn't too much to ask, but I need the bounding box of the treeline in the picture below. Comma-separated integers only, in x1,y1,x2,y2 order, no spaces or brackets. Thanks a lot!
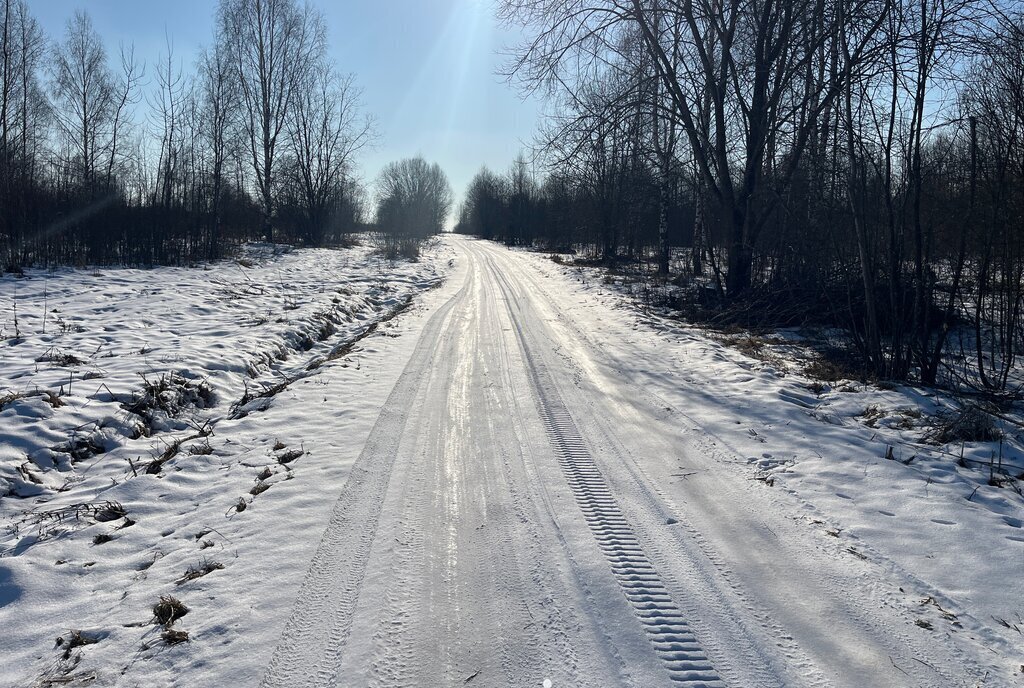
0,0,374,267
457,0,1024,390
375,156,453,259
456,154,682,257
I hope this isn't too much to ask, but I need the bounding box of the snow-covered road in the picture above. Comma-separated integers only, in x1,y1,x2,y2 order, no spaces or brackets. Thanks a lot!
3,235,1013,687
261,237,991,687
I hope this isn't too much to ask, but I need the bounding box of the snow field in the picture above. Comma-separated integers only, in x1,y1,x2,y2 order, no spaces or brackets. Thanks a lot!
0,239,452,686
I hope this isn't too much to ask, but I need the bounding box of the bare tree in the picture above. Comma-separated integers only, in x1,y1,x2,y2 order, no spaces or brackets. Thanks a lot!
1,0,12,168
458,166,509,240
502,0,891,297
506,153,540,245
960,9,1024,389
376,157,453,254
1,1,46,247
150,35,186,210
285,64,373,245
218,0,325,242
105,43,143,191
50,10,115,196
198,37,240,257
14,0,46,183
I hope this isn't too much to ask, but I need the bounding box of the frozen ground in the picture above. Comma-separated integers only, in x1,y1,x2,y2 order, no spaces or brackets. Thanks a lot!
1,235,1021,687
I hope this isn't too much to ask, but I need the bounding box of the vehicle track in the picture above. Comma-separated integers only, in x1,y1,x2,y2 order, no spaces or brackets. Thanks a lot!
535,373,725,686
259,267,473,688
261,237,980,687
476,244,725,686
475,239,976,687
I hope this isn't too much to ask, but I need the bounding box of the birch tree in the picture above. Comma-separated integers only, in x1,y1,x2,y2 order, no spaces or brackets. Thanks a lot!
218,0,325,241
50,10,115,196
285,65,373,245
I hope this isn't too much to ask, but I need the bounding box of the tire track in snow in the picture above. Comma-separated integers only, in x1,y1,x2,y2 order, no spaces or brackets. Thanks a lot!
352,254,596,686
485,244,827,686
532,363,726,686
475,269,587,685
480,239,966,687
482,248,726,687
260,270,473,688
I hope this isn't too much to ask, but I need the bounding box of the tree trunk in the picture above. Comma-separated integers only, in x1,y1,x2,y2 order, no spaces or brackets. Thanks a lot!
725,207,753,298
691,180,706,276
657,170,670,275
726,241,753,298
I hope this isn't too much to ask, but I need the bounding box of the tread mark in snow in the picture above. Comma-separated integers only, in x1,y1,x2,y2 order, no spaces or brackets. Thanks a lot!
484,245,725,685
259,280,470,688
529,355,726,686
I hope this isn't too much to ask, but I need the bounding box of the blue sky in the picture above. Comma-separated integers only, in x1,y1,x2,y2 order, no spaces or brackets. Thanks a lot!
32,0,543,213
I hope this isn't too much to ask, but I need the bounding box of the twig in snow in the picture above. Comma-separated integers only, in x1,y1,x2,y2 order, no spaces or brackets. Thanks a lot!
889,657,909,676
41,276,48,334
911,657,937,671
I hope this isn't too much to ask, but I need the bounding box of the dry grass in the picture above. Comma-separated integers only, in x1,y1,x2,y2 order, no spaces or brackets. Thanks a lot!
57,629,101,659
41,390,65,408
732,335,767,358
161,628,190,645
713,331,787,369
308,296,415,372
860,405,886,428
1,388,64,410
153,595,189,625
0,390,25,410
146,422,214,474
926,406,1002,444
806,380,826,396
55,433,106,462
250,480,270,496
231,376,295,418
177,559,224,585
276,448,303,465
804,358,857,382
24,501,127,540
895,407,922,430
54,316,86,334
62,629,99,650
187,439,214,456
376,237,422,261
35,347,84,367
124,372,214,428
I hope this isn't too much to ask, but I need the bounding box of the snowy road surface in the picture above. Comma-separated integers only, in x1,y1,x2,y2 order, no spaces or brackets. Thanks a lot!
259,237,990,687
